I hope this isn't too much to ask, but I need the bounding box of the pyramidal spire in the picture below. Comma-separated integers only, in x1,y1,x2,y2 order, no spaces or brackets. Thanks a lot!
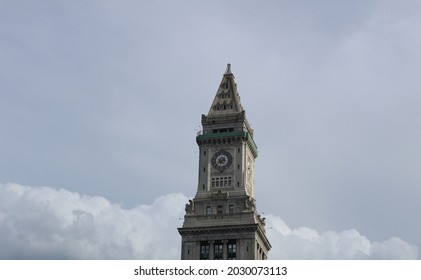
207,63,243,116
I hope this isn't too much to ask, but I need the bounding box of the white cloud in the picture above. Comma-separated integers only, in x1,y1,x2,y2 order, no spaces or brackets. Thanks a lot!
266,215,418,259
0,183,417,259
0,183,186,259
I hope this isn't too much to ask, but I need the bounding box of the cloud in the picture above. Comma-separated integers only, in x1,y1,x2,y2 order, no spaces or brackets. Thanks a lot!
266,215,418,259
0,183,186,259
0,183,417,259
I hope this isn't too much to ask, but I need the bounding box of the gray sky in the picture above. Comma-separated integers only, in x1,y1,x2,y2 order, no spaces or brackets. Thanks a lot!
0,0,420,259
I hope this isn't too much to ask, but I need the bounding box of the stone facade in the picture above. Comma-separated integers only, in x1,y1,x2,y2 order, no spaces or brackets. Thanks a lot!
178,64,271,260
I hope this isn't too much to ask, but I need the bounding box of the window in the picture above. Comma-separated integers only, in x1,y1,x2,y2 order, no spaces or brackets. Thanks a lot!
214,242,223,259
228,243,236,253
228,240,237,260
219,93,231,99
212,177,232,187
204,150,207,156
211,128,234,133
217,206,223,215
229,205,234,214
200,242,210,260
206,206,212,215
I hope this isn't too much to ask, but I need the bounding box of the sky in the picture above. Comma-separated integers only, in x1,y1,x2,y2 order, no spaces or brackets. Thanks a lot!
0,0,420,259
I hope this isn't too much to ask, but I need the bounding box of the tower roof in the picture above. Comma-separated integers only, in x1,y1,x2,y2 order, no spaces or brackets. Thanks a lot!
207,64,244,116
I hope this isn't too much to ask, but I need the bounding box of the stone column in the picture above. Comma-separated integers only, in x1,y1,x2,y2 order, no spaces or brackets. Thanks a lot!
209,241,214,260
223,240,228,260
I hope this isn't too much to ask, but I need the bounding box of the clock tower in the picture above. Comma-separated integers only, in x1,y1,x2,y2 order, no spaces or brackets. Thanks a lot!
178,64,271,260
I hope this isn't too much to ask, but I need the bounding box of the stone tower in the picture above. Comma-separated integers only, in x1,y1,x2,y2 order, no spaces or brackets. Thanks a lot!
178,64,271,260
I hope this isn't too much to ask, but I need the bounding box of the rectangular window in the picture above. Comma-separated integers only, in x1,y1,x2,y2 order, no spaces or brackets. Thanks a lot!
200,242,210,260
214,242,223,259
228,240,237,260
206,206,212,215
228,243,236,253
217,206,223,215
229,205,234,214
214,244,223,254
211,177,232,188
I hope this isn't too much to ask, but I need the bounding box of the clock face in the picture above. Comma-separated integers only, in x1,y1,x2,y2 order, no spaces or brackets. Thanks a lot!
211,150,232,171
216,154,229,166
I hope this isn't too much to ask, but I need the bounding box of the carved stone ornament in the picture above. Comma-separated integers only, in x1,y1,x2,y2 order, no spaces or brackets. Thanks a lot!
245,196,256,211
185,199,195,214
